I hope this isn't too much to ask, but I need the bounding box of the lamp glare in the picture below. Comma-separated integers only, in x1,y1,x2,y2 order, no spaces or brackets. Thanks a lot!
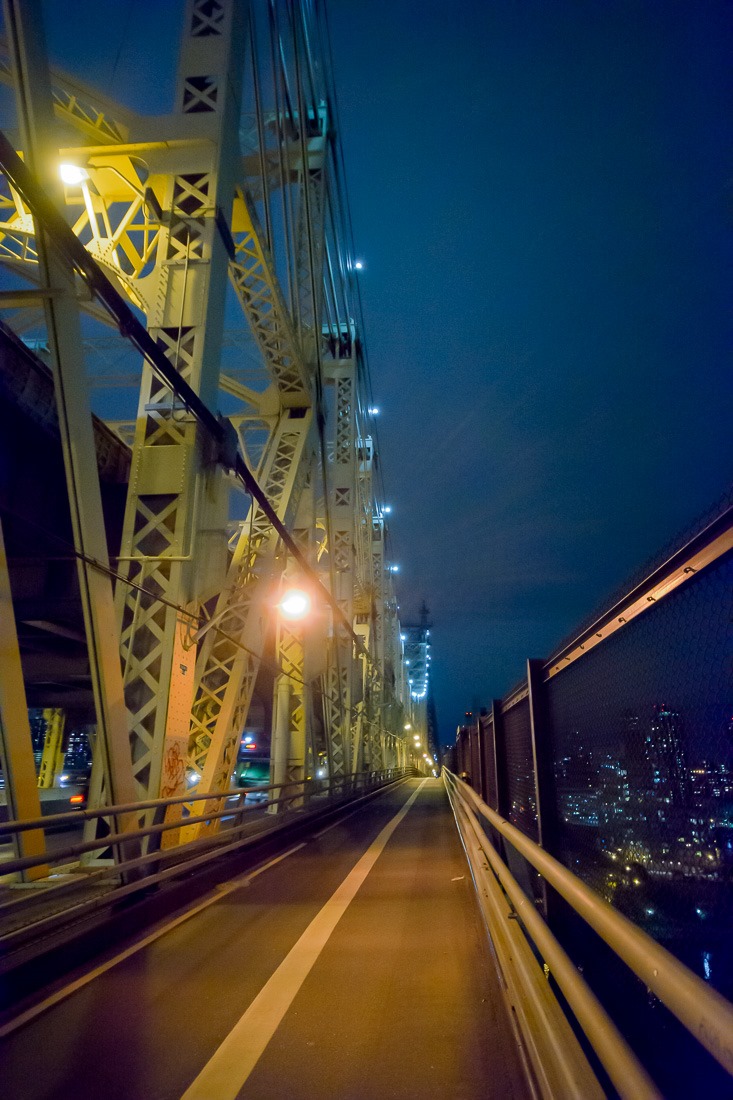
59,163,88,185
279,588,311,620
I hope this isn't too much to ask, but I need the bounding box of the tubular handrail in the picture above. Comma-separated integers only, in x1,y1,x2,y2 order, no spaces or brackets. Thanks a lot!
0,774,413,964
445,769,659,1099
0,768,398,834
0,769,411,879
445,768,733,1079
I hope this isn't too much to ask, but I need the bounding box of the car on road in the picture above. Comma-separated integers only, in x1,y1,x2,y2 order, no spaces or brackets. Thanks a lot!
233,757,271,803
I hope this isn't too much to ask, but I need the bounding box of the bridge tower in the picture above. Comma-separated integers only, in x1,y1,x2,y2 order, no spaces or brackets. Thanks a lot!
0,0,410,841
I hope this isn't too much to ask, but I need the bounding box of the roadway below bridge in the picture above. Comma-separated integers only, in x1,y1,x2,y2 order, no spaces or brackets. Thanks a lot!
0,778,529,1100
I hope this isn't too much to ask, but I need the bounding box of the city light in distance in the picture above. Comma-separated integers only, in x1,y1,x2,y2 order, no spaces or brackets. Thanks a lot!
278,588,311,620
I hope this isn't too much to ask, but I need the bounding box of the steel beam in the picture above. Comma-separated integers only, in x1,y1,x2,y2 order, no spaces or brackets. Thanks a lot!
3,0,138,821
0,516,46,879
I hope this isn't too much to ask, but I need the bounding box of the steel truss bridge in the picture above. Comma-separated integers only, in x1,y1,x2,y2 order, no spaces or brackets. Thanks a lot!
0,3,732,1098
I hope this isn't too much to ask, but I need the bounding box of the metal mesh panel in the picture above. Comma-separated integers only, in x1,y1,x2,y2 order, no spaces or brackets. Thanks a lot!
550,487,733,660
501,696,538,841
469,724,481,793
479,712,499,810
546,550,733,1000
456,726,469,777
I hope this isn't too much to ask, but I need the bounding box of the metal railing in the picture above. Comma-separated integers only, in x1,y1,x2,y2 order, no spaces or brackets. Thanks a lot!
445,767,733,1100
448,492,733,1094
0,768,411,961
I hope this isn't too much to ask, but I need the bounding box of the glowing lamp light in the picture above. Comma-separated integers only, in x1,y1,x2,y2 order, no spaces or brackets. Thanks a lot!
383,505,392,514
404,723,412,731
59,163,88,185
278,588,311,620
354,259,364,270
368,406,380,416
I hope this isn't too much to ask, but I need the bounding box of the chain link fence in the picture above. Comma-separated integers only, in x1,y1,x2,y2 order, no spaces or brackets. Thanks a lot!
449,494,733,1096
546,550,733,992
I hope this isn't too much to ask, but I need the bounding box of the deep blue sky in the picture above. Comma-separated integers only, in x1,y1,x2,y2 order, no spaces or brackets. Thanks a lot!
329,1,732,738
30,1,733,742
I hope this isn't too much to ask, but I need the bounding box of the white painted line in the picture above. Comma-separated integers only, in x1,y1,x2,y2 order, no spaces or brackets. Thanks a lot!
0,842,306,1039
181,779,427,1100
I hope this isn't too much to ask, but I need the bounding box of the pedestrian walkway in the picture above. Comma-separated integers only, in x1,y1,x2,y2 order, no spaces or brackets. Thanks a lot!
1,778,530,1100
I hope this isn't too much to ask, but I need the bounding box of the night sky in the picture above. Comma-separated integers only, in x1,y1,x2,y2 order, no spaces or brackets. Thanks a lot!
328,0,732,738
31,1,733,741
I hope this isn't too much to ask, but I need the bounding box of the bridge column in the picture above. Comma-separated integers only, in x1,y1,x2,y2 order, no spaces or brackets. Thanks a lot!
323,354,359,778
270,675,292,814
115,0,247,802
0,516,46,879
527,657,559,855
3,0,138,822
491,699,509,818
37,709,66,789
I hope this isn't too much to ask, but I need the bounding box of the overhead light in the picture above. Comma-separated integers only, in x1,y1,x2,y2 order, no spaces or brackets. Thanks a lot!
354,259,364,270
390,564,399,573
59,163,88,185
404,723,412,731
368,406,379,416
383,505,392,514
278,588,311,620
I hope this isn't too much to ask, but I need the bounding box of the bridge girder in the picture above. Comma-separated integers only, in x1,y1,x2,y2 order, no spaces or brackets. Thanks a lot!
0,0,415,847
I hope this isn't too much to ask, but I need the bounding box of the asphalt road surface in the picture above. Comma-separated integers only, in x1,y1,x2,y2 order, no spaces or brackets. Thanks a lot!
1,778,530,1100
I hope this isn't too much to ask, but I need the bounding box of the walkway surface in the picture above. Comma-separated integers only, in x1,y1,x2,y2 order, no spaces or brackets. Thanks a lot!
0,778,529,1100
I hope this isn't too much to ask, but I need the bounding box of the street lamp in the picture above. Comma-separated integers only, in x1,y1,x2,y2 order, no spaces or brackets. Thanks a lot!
59,163,88,185
278,588,311,620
